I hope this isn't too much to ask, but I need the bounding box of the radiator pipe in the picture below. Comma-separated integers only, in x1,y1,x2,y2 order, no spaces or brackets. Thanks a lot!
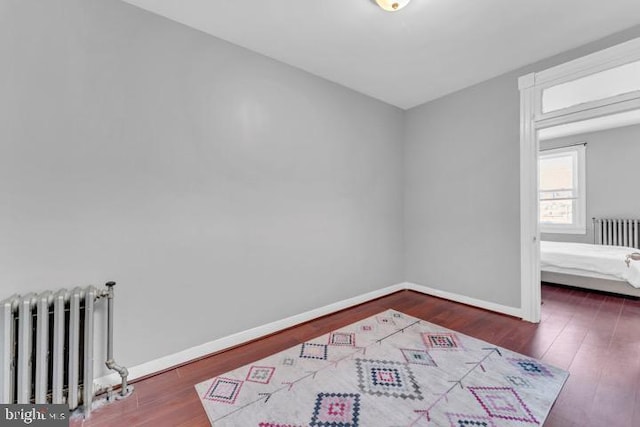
104,281,133,399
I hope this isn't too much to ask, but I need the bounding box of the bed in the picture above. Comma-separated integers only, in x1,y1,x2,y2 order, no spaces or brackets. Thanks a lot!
541,240,640,297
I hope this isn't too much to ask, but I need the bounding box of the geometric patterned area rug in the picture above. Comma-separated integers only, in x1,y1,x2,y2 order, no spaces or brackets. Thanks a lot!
196,309,568,426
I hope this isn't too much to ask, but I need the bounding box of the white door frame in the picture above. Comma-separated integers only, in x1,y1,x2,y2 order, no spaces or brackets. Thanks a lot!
519,37,640,323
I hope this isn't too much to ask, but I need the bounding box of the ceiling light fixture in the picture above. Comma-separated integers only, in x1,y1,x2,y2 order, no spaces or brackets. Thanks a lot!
375,0,411,12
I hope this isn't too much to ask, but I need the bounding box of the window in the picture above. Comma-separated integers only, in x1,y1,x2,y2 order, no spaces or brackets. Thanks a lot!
542,59,640,113
539,145,586,234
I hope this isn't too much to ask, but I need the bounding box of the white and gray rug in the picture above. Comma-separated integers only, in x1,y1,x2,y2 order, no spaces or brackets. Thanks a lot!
196,309,568,426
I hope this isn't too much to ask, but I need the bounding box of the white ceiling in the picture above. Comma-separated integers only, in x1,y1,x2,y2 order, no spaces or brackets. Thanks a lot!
122,0,640,109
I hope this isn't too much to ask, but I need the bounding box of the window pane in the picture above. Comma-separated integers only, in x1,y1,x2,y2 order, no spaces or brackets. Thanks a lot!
540,200,573,224
539,154,574,191
542,59,640,113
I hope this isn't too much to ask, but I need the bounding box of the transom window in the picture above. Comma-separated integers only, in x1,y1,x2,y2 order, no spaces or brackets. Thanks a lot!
542,59,640,113
539,145,586,234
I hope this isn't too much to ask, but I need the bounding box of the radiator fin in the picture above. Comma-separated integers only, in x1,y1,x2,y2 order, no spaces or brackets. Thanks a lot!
0,297,17,403
67,289,81,410
83,288,96,417
594,218,640,249
34,292,50,404
52,291,65,405
17,294,34,404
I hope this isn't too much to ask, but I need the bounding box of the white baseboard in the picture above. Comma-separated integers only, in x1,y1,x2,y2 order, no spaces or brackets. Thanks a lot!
93,282,405,389
95,281,522,389
403,281,523,318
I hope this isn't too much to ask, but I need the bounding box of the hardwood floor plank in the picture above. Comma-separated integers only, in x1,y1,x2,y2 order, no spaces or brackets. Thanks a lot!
589,383,636,426
71,285,638,426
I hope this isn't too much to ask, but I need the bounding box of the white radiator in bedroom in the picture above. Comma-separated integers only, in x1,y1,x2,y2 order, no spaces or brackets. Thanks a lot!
594,218,640,249
0,282,132,417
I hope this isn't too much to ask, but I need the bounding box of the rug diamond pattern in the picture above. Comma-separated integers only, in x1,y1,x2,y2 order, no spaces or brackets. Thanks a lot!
196,309,568,426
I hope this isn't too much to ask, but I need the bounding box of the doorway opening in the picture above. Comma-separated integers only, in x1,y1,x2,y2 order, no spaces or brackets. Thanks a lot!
519,38,640,322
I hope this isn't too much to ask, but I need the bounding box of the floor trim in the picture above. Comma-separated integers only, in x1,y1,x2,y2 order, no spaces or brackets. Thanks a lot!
405,282,523,318
93,282,405,390
94,281,522,389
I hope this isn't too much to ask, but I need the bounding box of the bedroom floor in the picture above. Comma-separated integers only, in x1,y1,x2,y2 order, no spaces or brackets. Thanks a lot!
72,284,640,427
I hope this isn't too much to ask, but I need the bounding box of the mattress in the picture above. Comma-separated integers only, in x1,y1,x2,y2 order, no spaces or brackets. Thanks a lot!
540,241,640,288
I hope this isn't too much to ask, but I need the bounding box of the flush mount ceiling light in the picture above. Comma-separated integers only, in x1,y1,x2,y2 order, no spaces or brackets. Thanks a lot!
375,0,411,12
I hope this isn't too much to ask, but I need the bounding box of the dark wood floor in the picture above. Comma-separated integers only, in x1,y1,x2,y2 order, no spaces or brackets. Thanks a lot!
72,284,640,426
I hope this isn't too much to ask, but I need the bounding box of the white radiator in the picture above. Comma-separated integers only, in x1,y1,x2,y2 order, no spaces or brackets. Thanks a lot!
594,218,640,249
0,282,131,417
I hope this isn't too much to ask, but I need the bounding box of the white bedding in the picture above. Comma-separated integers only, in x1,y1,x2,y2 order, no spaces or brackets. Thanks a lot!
540,241,640,288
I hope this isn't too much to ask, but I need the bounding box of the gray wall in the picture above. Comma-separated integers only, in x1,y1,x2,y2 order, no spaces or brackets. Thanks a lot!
3,0,640,377
0,0,404,374
541,124,640,245
404,26,640,309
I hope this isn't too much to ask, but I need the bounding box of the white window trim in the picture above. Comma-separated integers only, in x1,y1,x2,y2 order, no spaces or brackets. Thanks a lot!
539,145,586,235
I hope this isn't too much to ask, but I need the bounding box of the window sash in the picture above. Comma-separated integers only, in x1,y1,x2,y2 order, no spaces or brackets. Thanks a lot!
538,145,586,234
539,189,576,201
